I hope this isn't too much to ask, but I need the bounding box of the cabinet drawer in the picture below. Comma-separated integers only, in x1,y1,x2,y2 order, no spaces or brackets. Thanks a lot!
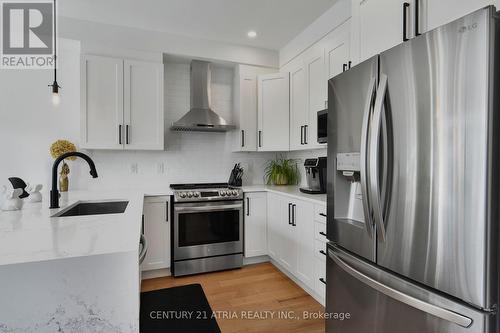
314,221,327,242
314,258,326,298
314,204,326,223
314,239,327,261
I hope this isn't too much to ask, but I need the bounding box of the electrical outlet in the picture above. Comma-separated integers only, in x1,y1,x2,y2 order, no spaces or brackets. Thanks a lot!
130,163,138,174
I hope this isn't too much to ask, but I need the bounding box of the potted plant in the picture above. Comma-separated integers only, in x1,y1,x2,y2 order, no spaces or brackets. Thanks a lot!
264,156,300,185
50,139,77,192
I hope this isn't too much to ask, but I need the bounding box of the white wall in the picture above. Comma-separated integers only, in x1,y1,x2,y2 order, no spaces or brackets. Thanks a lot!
279,0,351,67
0,39,85,192
60,17,279,68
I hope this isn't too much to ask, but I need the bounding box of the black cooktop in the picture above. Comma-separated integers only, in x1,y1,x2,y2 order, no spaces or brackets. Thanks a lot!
170,183,229,190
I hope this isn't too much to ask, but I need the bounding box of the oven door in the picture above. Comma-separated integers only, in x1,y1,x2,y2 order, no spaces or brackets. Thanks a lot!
173,200,243,260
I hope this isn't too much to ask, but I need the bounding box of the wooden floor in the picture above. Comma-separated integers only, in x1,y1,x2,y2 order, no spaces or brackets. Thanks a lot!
141,262,325,333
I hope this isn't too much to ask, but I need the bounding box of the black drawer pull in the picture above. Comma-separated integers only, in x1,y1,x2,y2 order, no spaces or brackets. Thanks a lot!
319,232,327,237
320,250,327,256
319,278,326,285
319,213,327,217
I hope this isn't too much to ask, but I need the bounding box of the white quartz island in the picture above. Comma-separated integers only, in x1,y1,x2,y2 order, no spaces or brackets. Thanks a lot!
0,191,145,333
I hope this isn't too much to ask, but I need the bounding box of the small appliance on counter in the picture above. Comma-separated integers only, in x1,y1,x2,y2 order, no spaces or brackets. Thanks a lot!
228,163,243,187
299,157,327,194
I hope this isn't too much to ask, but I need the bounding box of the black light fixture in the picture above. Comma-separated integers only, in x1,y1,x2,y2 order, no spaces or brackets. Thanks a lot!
49,0,60,106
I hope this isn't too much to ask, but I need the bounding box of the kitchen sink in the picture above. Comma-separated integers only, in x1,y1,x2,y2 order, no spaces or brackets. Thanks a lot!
52,200,129,217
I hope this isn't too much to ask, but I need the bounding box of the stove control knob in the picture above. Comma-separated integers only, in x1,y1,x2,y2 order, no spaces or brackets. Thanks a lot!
193,192,199,197
187,192,193,198
179,192,186,198
232,190,238,196
220,191,226,196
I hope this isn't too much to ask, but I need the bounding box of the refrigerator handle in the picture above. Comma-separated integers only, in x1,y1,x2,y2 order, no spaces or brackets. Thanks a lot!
328,248,473,328
360,76,377,238
369,74,388,242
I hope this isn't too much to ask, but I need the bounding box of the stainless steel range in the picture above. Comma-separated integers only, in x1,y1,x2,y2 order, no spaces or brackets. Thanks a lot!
170,183,243,276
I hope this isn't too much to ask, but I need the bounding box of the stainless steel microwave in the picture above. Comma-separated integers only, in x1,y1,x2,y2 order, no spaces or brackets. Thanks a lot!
317,109,327,144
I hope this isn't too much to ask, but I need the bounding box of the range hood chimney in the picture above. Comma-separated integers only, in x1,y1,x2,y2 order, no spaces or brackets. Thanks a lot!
171,60,235,132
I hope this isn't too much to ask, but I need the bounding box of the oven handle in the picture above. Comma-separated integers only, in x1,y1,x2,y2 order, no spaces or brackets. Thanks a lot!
174,204,243,212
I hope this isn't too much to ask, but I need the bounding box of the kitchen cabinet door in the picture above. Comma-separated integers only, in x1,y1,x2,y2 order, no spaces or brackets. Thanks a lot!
267,193,283,259
358,0,408,62
294,199,315,290
324,23,350,81
81,55,124,149
124,60,164,150
305,47,326,149
236,75,258,151
257,72,290,151
141,196,170,271
244,192,268,257
279,198,297,273
427,0,496,31
289,60,308,151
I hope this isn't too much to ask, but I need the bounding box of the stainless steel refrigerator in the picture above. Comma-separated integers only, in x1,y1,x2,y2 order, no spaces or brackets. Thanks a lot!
326,6,500,333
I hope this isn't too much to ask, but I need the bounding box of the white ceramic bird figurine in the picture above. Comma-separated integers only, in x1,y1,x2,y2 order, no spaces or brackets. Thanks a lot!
1,186,23,211
25,183,43,203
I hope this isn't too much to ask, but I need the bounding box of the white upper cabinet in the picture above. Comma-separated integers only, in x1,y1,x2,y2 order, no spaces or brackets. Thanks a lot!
81,55,164,150
81,55,124,150
257,72,290,151
305,46,326,149
358,0,410,62
244,192,268,257
324,22,350,80
124,60,164,150
427,0,498,32
289,59,308,151
233,65,274,152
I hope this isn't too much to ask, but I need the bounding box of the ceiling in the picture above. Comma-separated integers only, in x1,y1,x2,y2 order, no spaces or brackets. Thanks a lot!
59,0,337,50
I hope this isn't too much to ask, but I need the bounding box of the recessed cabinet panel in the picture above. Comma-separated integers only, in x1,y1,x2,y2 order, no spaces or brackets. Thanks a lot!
257,73,290,151
244,192,268,257
81,55,124,149
289,62,308,151
141,196,170,272
124,60,164,150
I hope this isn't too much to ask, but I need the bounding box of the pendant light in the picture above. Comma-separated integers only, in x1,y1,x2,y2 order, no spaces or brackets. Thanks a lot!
49,0,60,106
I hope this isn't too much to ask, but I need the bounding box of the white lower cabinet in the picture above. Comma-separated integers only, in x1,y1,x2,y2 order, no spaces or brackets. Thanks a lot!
141,196,170,272
266,192,318,294
244,192,268,257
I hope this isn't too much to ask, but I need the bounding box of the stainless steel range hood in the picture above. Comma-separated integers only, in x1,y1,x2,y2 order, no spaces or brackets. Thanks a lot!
171,60,235,132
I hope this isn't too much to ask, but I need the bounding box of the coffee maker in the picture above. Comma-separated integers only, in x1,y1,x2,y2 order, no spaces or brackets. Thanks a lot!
299,157,327,194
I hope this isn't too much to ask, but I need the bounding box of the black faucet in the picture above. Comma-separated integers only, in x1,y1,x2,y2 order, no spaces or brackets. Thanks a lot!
50,152,98,208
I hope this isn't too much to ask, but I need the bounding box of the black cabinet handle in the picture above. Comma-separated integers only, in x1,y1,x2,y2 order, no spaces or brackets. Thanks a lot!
258,130,262,148
415,0,420,36
118,125,122,144
319,213,327,218
304,125,308,144
141,214,145,234
292,204,296,226
246,197,250,216
288,203,292,225
126,125,130,144
319,278,326,285
300,126,304,145
342,63,347,72
320,250,327,256
348,61,352,69
319,231,327,237
241,130,245,147
403,2,410,42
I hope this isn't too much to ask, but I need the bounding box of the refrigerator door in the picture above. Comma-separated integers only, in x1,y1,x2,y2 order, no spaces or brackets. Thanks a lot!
326,244,494,333
327,56,378,262
374,7,497,309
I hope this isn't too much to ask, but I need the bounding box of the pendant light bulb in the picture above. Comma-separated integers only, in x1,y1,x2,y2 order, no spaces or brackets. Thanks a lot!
51,81,60,106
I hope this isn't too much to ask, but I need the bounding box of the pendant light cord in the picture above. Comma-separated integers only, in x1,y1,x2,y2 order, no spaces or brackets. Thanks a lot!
53,0,57,83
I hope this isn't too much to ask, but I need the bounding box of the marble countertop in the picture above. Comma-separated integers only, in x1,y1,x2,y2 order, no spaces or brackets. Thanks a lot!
242,185,326,205
0,190,144,267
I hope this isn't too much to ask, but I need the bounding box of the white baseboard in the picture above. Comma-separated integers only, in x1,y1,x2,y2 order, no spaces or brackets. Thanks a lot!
141,268,171,280
243,255,270,265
